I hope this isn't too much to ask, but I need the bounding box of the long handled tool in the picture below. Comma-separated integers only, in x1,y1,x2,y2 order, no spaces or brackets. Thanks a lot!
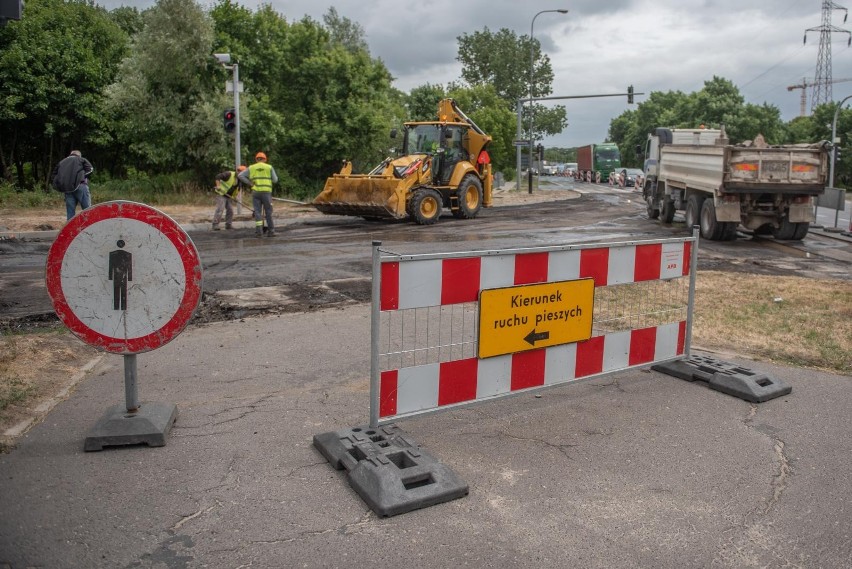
270,196,310,206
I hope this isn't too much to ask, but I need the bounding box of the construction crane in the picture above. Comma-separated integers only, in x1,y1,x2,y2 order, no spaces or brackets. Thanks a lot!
787,77,852,116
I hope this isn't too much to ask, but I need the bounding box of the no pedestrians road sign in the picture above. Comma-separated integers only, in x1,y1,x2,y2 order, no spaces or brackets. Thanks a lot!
46,201,202,354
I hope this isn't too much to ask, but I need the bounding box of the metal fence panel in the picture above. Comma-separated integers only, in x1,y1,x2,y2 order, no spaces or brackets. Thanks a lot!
370,233,698,426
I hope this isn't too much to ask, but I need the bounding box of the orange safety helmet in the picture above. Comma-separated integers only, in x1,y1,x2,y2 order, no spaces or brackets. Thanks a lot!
255,152,267,161
237,165,247,172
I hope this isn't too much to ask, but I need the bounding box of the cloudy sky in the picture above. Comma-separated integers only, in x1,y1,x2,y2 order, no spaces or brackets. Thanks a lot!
98,0,852,147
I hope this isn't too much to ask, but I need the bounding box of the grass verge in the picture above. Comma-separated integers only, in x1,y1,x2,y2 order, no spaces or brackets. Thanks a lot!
693,271,851,374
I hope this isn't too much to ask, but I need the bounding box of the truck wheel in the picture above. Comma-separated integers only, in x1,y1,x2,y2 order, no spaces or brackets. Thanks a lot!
699,199,725,240
453,176,483,219
646,197,660,219
792,222,810,240
411,189,443,225
772,217,797,240
685,195,704,229
661,199,676,224
720,222,738,241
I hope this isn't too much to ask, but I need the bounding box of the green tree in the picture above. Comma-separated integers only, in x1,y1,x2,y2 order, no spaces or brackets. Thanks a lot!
792,103,852,186
323,7,368,54
109,6,145,37
407,84,447,121
608,90,688,167
607,78,786,167
456,27,567,141
106,0,223,175
0,0,128,187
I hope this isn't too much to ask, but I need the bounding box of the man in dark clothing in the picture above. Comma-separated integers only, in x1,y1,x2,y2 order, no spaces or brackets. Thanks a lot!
52,150,94,220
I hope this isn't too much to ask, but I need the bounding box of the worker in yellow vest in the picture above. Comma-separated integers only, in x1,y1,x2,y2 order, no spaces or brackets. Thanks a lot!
212,165,246,230
238,152,279,237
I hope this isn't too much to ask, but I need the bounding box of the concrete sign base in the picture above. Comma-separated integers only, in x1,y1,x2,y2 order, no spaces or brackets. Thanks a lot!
84,402,177,452
314,424,468,517
653,354,792,403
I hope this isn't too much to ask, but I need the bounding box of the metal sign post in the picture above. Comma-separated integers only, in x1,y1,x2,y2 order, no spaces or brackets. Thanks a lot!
46,201,202,451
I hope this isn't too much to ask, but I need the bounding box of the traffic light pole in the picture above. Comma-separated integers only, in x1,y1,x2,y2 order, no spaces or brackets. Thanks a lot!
232,63,241,175
516,89,642,193
830,95,852,229
231,63,242,214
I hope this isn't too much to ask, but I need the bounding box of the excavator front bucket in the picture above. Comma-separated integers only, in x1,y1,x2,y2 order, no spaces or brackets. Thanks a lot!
312,174,408,219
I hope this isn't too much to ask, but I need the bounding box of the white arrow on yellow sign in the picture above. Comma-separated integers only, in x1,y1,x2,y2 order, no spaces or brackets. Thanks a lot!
478,278,595,359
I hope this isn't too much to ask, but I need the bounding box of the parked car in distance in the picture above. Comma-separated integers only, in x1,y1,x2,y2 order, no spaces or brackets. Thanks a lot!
615,168,644,187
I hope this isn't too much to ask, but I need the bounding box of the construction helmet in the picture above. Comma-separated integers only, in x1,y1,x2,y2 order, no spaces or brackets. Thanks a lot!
255,152,267,161
237,165,247,172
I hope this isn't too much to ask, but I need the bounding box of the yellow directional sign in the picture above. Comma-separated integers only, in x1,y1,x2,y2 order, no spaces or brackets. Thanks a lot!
478,279,595,359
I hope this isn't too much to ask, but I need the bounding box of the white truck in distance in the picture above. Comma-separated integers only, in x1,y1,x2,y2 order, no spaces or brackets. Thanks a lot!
639,127,830,241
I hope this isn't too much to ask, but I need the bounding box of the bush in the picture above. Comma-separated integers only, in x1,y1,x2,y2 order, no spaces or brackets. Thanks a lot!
0,182,61,208
95,171,210,206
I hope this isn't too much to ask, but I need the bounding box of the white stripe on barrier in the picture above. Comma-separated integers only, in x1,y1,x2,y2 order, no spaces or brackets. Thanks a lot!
546,249,581,282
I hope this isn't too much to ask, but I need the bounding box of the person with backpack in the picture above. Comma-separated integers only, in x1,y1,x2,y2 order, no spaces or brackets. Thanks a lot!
52,150,94,220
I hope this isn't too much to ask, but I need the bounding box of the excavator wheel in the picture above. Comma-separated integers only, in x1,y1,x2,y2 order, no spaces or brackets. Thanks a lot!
410,188,443,225
452,176,483,219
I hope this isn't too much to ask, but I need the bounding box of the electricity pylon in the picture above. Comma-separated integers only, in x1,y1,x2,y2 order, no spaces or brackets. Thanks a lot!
804,1,852,112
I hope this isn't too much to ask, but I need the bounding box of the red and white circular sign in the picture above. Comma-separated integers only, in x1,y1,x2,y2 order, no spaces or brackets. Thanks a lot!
46,201,202,354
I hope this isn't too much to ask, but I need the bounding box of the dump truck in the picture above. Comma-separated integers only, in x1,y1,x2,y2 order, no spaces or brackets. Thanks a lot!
575,143,621,183
640,127,829,241
312,99,493,225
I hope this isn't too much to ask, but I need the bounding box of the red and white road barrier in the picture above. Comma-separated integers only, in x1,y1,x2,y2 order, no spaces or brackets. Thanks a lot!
370,234,698,426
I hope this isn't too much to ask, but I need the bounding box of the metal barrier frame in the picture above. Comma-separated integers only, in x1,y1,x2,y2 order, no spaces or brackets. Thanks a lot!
370,228,699,427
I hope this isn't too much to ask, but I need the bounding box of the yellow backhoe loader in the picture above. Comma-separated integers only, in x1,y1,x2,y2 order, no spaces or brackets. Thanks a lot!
312,99,493,224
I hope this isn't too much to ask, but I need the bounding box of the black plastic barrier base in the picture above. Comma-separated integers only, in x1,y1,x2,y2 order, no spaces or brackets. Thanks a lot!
652,354,792,403
313,424,469,517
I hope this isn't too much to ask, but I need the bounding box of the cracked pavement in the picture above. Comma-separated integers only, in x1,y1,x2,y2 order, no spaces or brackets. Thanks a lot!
1,303,850,568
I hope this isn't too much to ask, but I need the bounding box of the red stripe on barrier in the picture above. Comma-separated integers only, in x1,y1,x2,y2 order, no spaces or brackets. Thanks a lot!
511,349,546,390
576,336,605,377
514,252,549,284
380,262,399,311
441,257,481,305
580,248,609,287
682,242,692,276
677,320,687,354
634,244,662,282
438,358,479,405
629,327,657,365
379,370,398,417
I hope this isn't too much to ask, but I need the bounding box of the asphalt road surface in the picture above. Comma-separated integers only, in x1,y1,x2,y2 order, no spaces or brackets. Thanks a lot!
1,179,851,325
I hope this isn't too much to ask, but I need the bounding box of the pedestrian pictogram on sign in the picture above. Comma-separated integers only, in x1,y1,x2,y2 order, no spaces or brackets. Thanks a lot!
46,201,202,354
478,279,595,358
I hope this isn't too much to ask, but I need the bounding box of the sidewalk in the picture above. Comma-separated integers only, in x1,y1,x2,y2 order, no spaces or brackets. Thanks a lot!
1,303,850,568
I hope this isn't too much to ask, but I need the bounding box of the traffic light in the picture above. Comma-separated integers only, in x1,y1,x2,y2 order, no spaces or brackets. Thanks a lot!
0,0,23,24
835,144,842,164
627,85,634,104
536,144,544,161
223,108,236,132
